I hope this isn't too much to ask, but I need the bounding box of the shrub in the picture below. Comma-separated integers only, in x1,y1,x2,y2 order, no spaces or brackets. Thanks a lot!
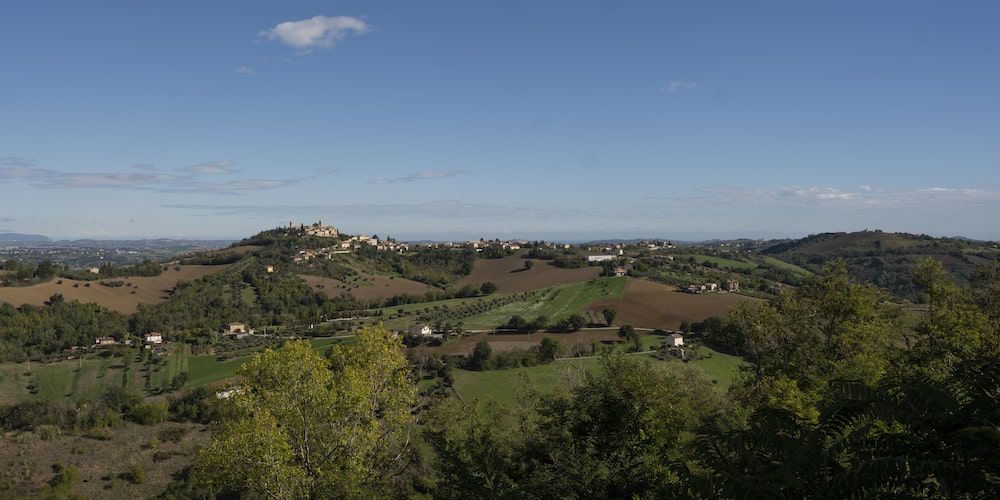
123,464,146,484
127,402,168,425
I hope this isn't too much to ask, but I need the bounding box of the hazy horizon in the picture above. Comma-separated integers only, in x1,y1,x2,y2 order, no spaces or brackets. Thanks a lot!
3,1,999,240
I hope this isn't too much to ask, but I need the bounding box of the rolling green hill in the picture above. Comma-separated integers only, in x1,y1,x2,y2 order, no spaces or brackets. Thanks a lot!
763,231,1000,299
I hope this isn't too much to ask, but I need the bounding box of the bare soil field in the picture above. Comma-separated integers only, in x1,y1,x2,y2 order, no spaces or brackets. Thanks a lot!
413,329,622,356
0,422,207,498
302,273,434,301
587,278,756,329
0,265,227,314
456,253,600,292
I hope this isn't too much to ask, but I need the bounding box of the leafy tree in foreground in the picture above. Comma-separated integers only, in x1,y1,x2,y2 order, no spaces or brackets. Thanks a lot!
425,356,723,498
192,326,415,498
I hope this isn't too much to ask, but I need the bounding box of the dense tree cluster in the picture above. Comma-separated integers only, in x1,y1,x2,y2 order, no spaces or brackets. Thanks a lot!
0,299,128,361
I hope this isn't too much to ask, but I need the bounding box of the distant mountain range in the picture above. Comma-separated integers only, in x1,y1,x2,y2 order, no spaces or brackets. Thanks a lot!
0,232,52,243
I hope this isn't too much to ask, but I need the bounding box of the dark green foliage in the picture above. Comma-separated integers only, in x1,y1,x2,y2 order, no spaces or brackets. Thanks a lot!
467,341,492,371
601,307,616,326
425,357,722,498
554,313,587,332
0,300,129,361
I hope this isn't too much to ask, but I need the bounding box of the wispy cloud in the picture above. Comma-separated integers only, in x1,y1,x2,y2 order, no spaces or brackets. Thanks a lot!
259,15,369,51
233,65,255,75
164,200,592,220
662,80,701,92
0,158,294,194
184,160,238,175
369,169,472,185
0,157,50,180
681,185,1000,209
0,216,16,223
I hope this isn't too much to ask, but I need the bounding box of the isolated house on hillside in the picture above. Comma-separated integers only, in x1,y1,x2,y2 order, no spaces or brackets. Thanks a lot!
409,324,433,337
144,332,163,344
667,333,684,347
223,322,253,339
94,336,117,347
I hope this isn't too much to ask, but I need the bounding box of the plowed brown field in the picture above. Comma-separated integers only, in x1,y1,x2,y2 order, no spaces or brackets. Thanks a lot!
587,279,756,329
0,265,227,314
302,273,434,301
456,253,600,292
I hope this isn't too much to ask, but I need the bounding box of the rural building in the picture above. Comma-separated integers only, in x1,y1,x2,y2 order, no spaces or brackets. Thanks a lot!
88,267,100,274
686,284,706,293
266,265,274,273
667,333,684,347
144,332,163,344
706,282,719,292
224,323,253,339
726,280,740,292
613,266,629,277
408,324,433,337
94,336,117,347
587,255,616,263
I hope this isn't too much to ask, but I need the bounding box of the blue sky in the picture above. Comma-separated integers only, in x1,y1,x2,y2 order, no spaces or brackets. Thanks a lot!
1,1,999,241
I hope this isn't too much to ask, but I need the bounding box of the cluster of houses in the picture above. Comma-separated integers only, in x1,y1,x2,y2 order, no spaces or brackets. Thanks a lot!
685,280,740,294
93,322,254,349
296,221,340,238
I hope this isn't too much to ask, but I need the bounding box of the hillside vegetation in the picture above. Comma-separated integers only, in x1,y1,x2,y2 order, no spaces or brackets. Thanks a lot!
763,230,1000,299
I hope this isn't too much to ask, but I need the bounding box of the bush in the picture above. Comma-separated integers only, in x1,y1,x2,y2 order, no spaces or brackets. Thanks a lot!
123,464,146,484
158,426,188,443
127,402,168,425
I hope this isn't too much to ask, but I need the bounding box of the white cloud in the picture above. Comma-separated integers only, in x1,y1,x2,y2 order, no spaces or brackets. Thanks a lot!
259,15,369,51
684,185,1000,209
369,169,472,185
233,66,255,75
662,80,701,92
185,160,238,175
0,158,294,194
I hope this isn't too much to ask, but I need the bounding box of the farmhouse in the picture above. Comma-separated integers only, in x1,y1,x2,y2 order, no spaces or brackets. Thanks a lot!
613,266,629,277
223,322,253,339
144,332,163,344
726,280,740,292
94,336,118,347
667,333,684,347
408,324,434,337
88,267,100,274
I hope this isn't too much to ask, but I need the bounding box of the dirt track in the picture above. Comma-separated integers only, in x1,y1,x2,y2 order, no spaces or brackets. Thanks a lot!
587,278,756,329
456,253,600,292
0,265,226,314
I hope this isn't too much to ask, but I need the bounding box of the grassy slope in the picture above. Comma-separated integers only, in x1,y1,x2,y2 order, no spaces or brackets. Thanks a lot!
0,350,153,405
678,254,758,270
452,340,745,408
460,277,626,329
759,255,811,275
186,336,355,388
0,337,354,403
